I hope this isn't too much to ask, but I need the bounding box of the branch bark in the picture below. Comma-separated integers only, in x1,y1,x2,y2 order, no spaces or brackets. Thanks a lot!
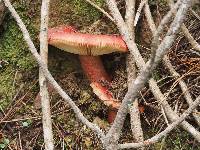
39,0,54,149
125,0,135,38
134,0,147,27
167,0,200,52
163,56,200,126
127,53,144,147
125,0,144,146
119,94,200,149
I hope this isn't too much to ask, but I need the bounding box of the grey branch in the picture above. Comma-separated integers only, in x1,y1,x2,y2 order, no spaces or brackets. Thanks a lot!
163,56,200,126
134,0,147,27
125,0,136,38
168,0,200,52
119,95,200,149
144,0,200,141
127,47,144,148
39,0,54,149
84,0,114,22
125,0,144,146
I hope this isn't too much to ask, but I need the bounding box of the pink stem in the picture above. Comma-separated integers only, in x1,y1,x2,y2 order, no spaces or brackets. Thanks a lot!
79,55,120,123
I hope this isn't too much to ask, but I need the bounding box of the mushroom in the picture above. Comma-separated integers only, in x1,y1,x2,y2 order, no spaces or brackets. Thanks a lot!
35,25,128,123
48,26,127,56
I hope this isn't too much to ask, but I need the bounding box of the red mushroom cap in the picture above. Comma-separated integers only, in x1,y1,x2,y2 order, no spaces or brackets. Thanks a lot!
48,26,128,56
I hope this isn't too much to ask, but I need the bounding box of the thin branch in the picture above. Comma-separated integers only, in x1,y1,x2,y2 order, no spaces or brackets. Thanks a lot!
104,48,157,149
144,1,157,33
155,0,182,36
125,0,136,38
125,0,144,146
84,0,114,22
144,0,200,141
39,0,54,149
127,54,144,147
3,0,105,139
190,9,200,21
119,95,200,149
149,79,200,142
134,0,147,27
167,0,200,52
181,24,200,51
163,56,200,126
145,0,200,127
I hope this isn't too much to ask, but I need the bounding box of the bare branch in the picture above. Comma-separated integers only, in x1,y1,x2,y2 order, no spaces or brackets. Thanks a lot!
163,56,200,126
134,0,147,27
181,24,200,51
145,0,200,127
84,0,114,22
129,99,144,146
39,0,54,149
149,79,200,142
127,54,144,146
144,1,157,33
125,0,136,38
125,0,144,146
190,9,200,21
144,0,200,141
167,0,200,52
3,0,105,139
156,0,182,36
119,95,200,149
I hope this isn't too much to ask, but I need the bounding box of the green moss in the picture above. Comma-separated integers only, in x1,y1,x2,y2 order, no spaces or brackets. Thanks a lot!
0,19,36,70
70,0,105,22
0,67,15,109
0,1,38,110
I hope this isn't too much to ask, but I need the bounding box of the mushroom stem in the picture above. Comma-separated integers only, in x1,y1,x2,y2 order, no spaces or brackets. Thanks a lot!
79,55,110,82
108,108,118,124
79,55,119,123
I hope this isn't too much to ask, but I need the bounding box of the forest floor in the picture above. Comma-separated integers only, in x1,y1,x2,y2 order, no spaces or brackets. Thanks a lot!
0,0,200,149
